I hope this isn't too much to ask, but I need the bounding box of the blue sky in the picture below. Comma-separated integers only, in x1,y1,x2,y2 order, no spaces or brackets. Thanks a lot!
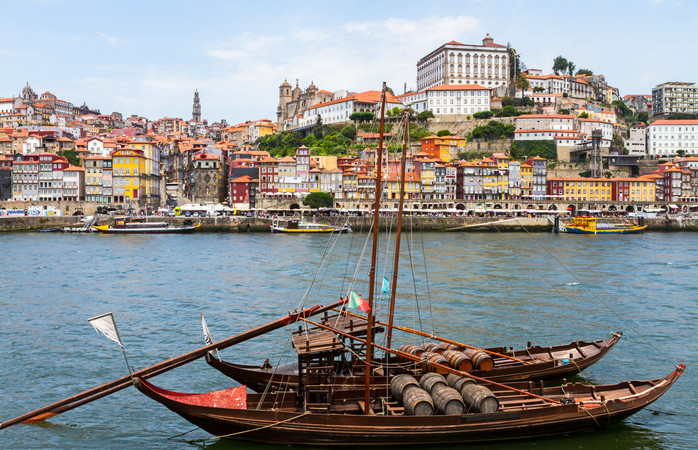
2,0,694,125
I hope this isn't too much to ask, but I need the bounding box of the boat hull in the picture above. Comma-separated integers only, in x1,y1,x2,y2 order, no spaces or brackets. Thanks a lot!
270,225,352,234
565,225,647,234
93,224,200,234
206,333,623,392
135,364,684,445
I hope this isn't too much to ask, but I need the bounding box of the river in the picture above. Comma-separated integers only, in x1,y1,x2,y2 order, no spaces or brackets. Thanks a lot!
1,230,695,449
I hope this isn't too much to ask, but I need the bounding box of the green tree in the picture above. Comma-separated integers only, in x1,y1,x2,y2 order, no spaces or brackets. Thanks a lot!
302,134,317,147
567,61,576,77
436,129,451,137
552,55,568,75
417,110,435,121
559,108,570,115
340,124,356,140
576,68,593,76
532,86,545,93
473,110,494,119
638,111,649,123
57,148,81,167
349,111,374,123
515,74,530,97
410,127,431,141
578,112,589,119
677,149,686,157
510,140,557,160
497,105,517,117
303,192,334,209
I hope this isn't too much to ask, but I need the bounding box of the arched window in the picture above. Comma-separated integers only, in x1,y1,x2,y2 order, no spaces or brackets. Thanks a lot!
458,64,462,73
457,53,462,63
465,53,470,63
473,55,478,64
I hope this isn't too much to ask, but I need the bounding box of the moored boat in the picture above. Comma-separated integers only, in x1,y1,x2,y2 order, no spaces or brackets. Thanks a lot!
564,216,647,234
93,217,200,234
270,217,351,234
134,363,684,445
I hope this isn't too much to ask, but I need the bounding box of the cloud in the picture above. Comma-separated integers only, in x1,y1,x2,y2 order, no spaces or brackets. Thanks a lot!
201,14,480,121
98,32,124,45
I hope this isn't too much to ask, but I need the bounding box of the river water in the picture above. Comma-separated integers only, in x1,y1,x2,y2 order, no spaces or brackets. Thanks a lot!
1,230,696,449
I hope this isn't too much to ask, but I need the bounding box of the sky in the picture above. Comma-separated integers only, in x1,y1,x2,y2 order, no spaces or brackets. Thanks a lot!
2,0,695,125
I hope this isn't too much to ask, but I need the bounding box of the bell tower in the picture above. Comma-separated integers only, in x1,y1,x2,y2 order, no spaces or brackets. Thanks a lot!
192,90,201,122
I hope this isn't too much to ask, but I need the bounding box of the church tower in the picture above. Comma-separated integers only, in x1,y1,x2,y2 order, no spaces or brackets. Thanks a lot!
277,79,292,126
192,90,201,122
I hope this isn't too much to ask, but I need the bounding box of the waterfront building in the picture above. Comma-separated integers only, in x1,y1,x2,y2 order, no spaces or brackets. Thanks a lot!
37,153,69,201
546,177,613,202
445,165,457,200
612,177,656,203
520,163,533,199
192,152,220,203
125,138,161,207
112,148,145,204
651,82,698,118
258,156,279,195
647,119,698,157
414,158,436,200
295,146,310,194
508,161,521,198
358,174,375,201
63,165,84,201
12,154,39,201
456,161,483,200
417,34,509,91
229,175,257,210
319,168,343,199
277,156,297,193
434,164,447,200
84,156,109,203
385,171,420,201
342,172,358,199
527,157,548,200
309,168,320,192
0,166,10,200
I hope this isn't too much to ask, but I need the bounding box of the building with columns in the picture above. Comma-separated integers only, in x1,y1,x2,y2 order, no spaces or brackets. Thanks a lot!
416,34,510,92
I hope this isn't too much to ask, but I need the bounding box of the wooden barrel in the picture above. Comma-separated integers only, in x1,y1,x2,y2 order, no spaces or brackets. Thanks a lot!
419,372,447,393
421,352,449,374
442,350,473,372
390,374,419,402
397,344,423,362
446,373,477,394
420,342,443,354
402,387,434,416
439,342,462,352
462,349,494,371
460,384,500,413
431,384,465,415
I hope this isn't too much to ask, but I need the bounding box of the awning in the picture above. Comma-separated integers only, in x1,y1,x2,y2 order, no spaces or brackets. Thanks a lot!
668,204,679,209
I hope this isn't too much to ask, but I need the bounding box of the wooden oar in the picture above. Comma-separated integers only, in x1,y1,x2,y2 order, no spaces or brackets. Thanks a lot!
301,317,561,405
332,308,529,364
0,300,346,430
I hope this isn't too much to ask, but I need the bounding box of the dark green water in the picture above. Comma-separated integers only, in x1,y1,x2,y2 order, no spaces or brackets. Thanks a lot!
1,231,695,449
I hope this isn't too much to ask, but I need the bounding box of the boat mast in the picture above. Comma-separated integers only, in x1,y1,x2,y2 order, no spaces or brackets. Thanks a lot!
386,111,409,350
363,82,387,413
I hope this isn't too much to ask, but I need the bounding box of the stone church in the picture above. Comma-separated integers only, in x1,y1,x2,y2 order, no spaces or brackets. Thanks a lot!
276,80,334,130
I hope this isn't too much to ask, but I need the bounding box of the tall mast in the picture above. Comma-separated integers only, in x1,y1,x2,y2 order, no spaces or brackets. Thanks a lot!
386,111,409,350
363,82,386,413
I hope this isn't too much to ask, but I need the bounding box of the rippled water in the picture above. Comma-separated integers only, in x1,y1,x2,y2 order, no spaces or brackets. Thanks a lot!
1,230,696,449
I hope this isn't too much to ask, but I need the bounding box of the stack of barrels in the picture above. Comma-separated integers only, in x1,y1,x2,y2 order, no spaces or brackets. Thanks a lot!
390,373,499,415
397,342,495,374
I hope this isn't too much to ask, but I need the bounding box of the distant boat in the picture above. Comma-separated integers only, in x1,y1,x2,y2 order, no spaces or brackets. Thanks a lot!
564,216,647,234
63,216,97,233
270,217,351,234
38,228,60,233
93,217,200,234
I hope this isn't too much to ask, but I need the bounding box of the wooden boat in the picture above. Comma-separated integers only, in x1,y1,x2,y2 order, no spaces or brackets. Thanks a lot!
93,217,200,234
564,216,647,234
270,218,351,234
134,364,685,445
205,331,623,392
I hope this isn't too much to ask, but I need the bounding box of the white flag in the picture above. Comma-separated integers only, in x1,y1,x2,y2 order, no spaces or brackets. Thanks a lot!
88,312,123,348
201,314,214,346
201,314,219,358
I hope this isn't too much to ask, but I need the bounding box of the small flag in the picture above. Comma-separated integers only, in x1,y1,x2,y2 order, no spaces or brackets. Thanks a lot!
201,314,219,358
382,276,390,294
348,291,371,312
88,312,123,348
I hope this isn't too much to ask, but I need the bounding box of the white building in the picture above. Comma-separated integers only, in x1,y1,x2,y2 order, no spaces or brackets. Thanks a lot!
301,90,403,127
395,91,427,113
648,119,698,157
515,114,578,131
417,34,509,91
425,84,490,121
578,118,613,142
652,82,698,118
521,70,593,100
624,124,647,156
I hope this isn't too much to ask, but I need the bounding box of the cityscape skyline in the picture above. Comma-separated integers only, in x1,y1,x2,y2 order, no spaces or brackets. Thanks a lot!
1,0,694,124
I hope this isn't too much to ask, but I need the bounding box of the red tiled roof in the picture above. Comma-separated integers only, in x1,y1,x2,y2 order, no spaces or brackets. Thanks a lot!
427,84,488,91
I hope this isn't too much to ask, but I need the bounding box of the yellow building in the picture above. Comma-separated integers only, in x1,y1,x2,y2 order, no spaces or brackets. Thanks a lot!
491,153,510,199
112,148,145,203
555,177,613,202
385,172,421,201
126,139,161,207
520,163,533,198
623,177,656,202
277,156,297,193
420,135,467,162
